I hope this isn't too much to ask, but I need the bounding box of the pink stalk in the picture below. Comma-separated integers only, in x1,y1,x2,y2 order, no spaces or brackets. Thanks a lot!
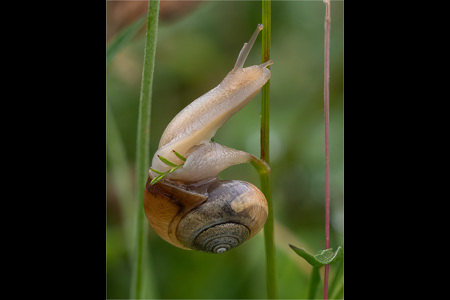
323,1,331,299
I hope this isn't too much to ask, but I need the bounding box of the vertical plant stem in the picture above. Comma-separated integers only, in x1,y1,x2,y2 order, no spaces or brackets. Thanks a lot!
261,1,271,163
329,258,344,298
323,1,331,299
130,0,160,299
308,267,321,300
261,1,276,299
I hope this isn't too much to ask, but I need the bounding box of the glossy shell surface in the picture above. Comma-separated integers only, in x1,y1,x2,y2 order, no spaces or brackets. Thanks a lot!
143,177,268,253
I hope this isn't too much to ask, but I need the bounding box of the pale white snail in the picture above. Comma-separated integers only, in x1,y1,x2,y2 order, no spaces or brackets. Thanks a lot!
144,24,273,254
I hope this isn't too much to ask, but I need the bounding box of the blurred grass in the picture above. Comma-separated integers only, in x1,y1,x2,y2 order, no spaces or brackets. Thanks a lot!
107,1,343,299
129,0,160,298
107,15,147,65
261,1,276,298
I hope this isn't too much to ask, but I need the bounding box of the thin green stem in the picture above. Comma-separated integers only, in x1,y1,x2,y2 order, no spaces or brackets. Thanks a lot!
150,153,186,185
261,0,271,164
130,0,160,299
261,171,276,298
308,267,321,300
261,1,276,299
329,258,344,298
323,1,331,299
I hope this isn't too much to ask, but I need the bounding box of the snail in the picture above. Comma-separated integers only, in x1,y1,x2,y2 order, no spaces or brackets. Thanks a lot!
144,24,273,254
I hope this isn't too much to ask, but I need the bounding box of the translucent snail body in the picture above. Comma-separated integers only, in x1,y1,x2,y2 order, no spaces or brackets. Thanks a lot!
144,24,272,253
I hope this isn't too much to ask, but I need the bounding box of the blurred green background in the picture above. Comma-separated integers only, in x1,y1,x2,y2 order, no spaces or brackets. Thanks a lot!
107,0,343,298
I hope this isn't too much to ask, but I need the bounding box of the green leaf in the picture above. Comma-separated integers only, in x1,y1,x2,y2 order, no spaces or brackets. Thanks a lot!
314,246,343,265
150,168,164,175
289,245,343,268
289,245,323,267
172,150,187,162
157,155,178,167
150,174,165,185
150,155,184,185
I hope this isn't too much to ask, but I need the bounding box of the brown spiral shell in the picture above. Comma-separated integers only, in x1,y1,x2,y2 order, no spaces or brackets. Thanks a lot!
143,176,268,253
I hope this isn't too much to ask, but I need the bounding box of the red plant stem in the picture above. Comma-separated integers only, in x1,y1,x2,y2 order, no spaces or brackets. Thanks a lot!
323,1,331,299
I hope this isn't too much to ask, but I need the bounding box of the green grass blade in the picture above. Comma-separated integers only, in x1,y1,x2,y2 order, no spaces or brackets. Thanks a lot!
289,245,343,268
150,168,165,175
329,259,344,299
308,267,321,299
130,0,160,299
150,174,165,185
261,1,276,299
172,150,187,162
330,281,344,299
157,155,178,167
289,245,323,268
106,14,146,65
